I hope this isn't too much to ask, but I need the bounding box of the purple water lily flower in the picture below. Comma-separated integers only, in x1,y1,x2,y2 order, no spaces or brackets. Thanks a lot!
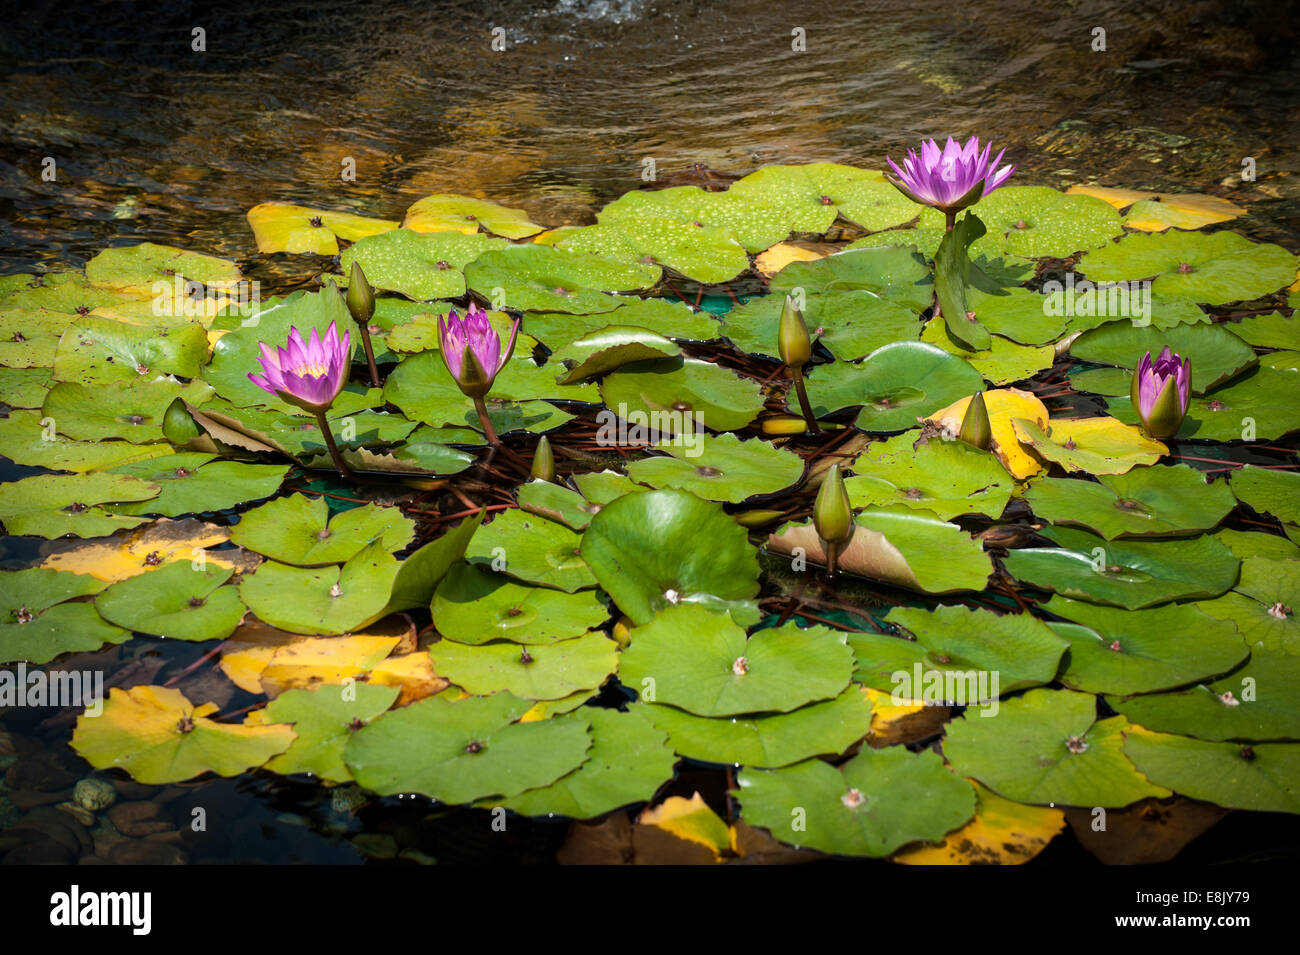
1131,347,1191,440
438,303,520,400
886,136,1015,219
249,322,351,412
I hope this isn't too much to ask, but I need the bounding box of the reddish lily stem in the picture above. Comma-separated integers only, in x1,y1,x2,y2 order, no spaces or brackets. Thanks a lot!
790,368,821,434
473,396,501,445
313,409,356,482
357,324,381,388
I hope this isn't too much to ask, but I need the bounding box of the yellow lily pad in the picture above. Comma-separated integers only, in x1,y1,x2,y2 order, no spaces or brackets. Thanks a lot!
1124,194,1246,232
1013,416,1168,475
636,793,736,859
893,781,1066,865
37,517,261,582
1064,185,1157,210
926,388,1050,480
246,202,399,255
403,194,543,240
754,241,825,278
218,620,403,697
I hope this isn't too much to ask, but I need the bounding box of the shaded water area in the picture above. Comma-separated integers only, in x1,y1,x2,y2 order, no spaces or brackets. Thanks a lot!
1,0,1299,865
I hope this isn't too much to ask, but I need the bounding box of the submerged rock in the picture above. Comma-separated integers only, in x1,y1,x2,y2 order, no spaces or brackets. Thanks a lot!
73,777,117,811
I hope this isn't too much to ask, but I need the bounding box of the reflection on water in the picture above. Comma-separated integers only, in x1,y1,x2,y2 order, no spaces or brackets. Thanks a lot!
0,0,1297,273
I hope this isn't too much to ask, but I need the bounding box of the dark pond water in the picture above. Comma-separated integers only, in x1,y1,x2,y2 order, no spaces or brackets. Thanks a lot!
1,0,1299,865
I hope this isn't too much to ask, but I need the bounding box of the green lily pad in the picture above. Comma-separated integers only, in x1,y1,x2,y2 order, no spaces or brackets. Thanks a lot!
769,246,933,313
40,378,213,444
84,242,242,296
1123,726,1300,814
495,706,677,819
94,561,246,642
432,562,609,644
626,433,805,503
637,686,873,768
1047,595,1247,695
0,602,129,665
0,366,52,407
800,342,983,429
337,228,506,301
1227,311,1300,350
1070,321,1257,393
71,685,295,785
0,309,80,368
429,631,617,700
1003,526,1240,609
882,605,1070,695
229,493,414,566
620,604,852,716
721,291,921,362
108,453,289,517
943,688,1171,807
921,319,1056,385
599,357,765,433
238,540,399,635
964,186,1126,259
1024,464,1237,539
965,287,1068,346
596,185,782,253
602,297,720,342
1011,416,1168,475
1230,465,1300,524
1215,528,1300,561
1,273,144,314
731,163,917,235
1108,646,1300,742
0,471,159,539
403,194,544,240
344,691,591,803
466,245,655,313
846,431,1012,519
385,508,484,612
517,479,604,530
260,683,400,782
934,211,991,349
465,508,596,592
1068,366,1135,397
736,745,975,858
52,317,210,386
551,325,681,384
0,409,175,472
1078,229,1298,305
556,214,744,285
1197,557,1300,655
581,490,760,625
1106,367,1300,442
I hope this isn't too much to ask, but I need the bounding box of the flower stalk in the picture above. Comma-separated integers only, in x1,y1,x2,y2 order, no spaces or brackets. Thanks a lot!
346,261,381,388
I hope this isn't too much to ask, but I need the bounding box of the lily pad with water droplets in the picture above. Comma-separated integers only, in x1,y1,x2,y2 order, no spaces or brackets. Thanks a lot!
229,493,414,567
403,194,544,240
338,228,507,301
344,691,591,803
466,245,656,313
736,745,975,858
944,688,1170,808
239,540,400,636
626,433,805,503
619,604,852,716
53,316,210,386
581,490,760,625
71,685,296,785
432,562,609,644
599,357,765,434
1024,464,1236,539
769,246,933,313
94,560,246,642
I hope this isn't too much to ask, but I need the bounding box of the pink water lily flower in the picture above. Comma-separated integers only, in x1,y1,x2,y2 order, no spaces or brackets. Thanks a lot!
248,322,351,412
438,303,520,399
1131,347,1191,440
886,136,1015,217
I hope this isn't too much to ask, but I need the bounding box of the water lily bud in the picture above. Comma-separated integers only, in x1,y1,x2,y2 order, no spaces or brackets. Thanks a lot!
777,295,812,368
813,464,854,546
958,391,992,450
1131,347,1191,440
346,261,375,325
531,435,556,483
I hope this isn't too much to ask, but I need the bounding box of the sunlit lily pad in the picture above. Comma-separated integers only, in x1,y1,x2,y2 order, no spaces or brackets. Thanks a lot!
385,508,484,612
1197,557,1300,655
432,562,609,644
1024,464,1236,538
801,342,982,430
466,245,655,313
1003,526,1240,609
769,246,933,313
846,432,1012,520
626,433,804,503
944,688,1170,807
965,287,1068,346
1121,193,1245,231
495,706,677,819
1079,229,1298,305
1227,311,1300,350
1215,527,1300,561
72,685,296,785
0,409,175,472
239,540,400,635
1230,465,1300,525
229,493,414,566
466,508,597,593
0,567,124,664
555,215,744,285
53,316,210,386
620,604,852,716
551,325,681,384
637,686,872,768
893,780,1066,865
737,745,975,857
338,228,506,301
0,308,79,367
106,452,288,517
1123,724,1300,813
729,163,916,235
84,242,241,297
246,202,399,255
598,356,764,433
1108,646,1300,742
925,388,1049,479
429,631,617,700
0,471,159,538
218,620,404,695
1047,595,1247,695
40,378,211,444
920,319,1055,385
768,508,993,594
1070,321,1257,393
403,194,543,239
722,291,921,361
254,683,400,781
1013,416,1168,476
0,365,51,407
581,490,760,625
517,479,606,530
38,516,258,583
94,561,246,642
344,691,591,803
